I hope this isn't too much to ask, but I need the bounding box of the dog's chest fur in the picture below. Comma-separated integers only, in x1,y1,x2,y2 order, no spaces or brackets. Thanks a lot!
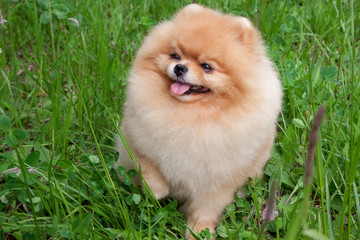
123,107,268,195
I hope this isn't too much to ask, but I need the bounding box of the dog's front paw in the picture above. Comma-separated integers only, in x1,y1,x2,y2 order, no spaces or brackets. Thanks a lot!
142,172,170,200
151,185,170,200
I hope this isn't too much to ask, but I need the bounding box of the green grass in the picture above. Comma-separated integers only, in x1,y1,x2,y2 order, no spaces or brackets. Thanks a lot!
0,0,359,239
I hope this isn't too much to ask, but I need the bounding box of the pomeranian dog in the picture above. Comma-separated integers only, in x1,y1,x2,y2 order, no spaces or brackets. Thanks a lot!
115,4,282,239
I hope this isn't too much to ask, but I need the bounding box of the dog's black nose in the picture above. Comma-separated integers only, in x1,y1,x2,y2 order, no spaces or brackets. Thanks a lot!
174,64,188,77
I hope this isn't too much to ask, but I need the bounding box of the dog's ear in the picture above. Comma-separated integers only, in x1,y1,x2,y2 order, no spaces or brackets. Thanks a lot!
177,4,205,16
232,16,263,53
234,17,257,42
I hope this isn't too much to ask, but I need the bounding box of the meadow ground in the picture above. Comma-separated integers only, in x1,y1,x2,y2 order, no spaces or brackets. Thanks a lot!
0,0,359,239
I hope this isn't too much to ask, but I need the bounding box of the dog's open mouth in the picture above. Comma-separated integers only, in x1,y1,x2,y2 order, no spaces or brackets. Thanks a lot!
171,81,210,96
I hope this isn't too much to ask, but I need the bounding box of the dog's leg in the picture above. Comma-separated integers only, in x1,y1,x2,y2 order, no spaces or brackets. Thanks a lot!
116,137,170,199
138,155,170,200
184,188,234,240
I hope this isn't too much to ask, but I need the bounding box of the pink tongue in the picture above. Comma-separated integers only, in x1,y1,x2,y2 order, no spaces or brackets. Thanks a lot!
171,82,191,95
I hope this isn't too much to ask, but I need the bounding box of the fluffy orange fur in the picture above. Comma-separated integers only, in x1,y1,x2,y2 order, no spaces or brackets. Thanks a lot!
115,4,282,239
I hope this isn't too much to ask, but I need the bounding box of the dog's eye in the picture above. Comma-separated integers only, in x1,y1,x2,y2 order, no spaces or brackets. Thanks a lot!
171,54,181,60
200,63,213,73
